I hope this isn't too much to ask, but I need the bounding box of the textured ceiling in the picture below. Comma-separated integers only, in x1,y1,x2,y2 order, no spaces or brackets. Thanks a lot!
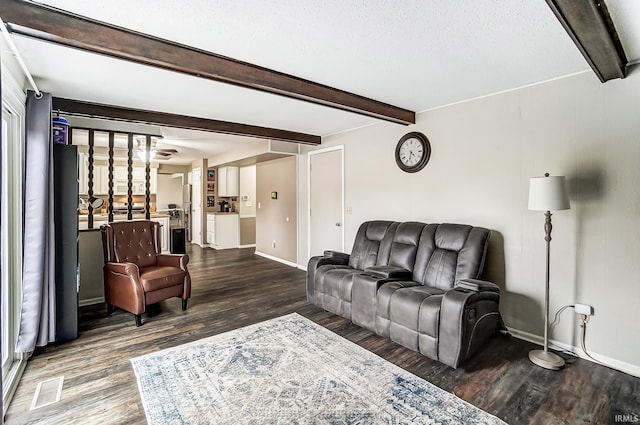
5,0,638,161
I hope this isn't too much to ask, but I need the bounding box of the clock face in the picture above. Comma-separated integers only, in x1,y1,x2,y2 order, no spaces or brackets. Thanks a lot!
395,132,431,173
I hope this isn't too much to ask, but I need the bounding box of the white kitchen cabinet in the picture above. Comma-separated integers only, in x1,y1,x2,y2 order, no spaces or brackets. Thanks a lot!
78,152,88,195
217,166,238,197
150,216,170,253
94,165,108,194
82,163,158,195
206,214,215,247
206,213,238,249
111,166,158,195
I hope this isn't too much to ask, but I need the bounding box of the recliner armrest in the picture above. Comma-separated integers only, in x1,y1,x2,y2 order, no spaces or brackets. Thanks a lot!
455,278,500,293
306,252,351,303
364,265,412,280
438,281,501,368
323,250,350,262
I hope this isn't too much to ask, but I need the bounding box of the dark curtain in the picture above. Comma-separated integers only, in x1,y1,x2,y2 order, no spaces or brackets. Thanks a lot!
15,90,55,352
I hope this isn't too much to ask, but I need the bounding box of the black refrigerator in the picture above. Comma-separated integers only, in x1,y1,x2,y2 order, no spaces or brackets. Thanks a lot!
53,143,79,342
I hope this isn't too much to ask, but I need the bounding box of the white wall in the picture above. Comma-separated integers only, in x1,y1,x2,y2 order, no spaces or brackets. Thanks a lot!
239,165,256,216
156,173,184,210
298,70,640,374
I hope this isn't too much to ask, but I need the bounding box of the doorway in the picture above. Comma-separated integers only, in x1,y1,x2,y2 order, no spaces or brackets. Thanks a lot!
308,146,344,259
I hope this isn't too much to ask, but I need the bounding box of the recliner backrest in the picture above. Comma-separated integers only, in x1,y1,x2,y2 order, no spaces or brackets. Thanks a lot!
377,221,426,271
348,221,397,270
102,220,161,268
413,223,489,290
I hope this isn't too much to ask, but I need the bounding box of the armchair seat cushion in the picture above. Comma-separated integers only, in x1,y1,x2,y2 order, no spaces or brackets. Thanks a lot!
140,266,186,292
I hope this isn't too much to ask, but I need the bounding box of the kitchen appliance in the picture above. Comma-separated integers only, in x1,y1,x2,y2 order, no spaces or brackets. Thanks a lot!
218,200,229,212
170,227,186,254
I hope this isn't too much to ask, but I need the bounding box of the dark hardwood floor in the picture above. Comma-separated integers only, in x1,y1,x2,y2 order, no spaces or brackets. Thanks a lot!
5,244,639,424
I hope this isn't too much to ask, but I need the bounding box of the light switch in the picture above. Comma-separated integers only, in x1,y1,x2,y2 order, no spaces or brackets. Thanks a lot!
258,202,261,209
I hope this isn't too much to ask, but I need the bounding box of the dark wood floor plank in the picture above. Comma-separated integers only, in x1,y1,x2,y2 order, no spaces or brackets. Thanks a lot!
4,244,639,424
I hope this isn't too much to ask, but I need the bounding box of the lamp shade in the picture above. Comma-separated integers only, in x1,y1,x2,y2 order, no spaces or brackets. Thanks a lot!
528,175,570,211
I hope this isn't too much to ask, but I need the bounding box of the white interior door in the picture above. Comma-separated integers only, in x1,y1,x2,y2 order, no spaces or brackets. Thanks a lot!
192,167,202,245
309,146,344,258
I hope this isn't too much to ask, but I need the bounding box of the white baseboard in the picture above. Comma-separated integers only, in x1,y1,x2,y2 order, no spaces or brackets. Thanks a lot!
254,251,298,268
238,244,256,249
79,297,105,307
297,264,307,272
508,326,640,378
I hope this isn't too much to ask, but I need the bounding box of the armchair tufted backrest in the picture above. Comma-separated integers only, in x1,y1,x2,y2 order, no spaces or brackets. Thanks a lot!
413,223,489,290
348,221,397,270
101,220,161,268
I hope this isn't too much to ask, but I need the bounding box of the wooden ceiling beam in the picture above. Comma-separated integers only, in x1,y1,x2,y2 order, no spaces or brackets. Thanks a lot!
545,0,628,82
52,97,321,145
0,0,415,125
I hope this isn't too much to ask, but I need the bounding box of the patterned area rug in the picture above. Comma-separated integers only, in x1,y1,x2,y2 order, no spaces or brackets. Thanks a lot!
131,313,507,424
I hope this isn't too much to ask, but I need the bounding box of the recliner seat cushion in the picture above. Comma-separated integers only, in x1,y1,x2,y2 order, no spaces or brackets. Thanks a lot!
375,281,419,337
388,286,444,353
315,266,360,317
140,266,186,292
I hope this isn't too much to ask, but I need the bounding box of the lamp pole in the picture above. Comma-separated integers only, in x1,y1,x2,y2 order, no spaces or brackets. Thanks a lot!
528,172,568,371
543,210,552,354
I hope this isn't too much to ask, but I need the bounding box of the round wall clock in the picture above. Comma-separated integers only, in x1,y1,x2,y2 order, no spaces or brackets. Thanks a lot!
395,132,431,173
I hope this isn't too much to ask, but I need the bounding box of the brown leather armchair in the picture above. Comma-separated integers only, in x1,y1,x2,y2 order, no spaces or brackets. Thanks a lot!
101,220,191,326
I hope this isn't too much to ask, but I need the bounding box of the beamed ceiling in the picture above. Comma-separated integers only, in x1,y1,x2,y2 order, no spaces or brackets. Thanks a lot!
0,0,637,164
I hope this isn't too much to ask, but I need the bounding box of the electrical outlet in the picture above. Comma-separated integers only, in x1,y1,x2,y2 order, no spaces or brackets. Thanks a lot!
272,240,276,248
575,303,594,316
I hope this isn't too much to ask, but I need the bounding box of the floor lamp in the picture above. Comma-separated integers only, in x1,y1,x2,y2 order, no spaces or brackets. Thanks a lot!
528,173,570,370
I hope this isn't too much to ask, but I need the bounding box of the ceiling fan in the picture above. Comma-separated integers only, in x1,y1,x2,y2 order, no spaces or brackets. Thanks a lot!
135,137,178,160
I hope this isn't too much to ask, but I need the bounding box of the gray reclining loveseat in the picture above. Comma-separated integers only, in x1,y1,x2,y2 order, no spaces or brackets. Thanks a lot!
307,220,501,368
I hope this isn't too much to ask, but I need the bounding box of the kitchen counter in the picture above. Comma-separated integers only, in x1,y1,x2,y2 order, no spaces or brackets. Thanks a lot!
78,213,169,232
78,212,170,222
79,214,171,253
207,211,239,215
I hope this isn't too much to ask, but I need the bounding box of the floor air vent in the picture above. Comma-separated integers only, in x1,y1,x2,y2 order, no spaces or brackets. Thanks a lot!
30,376,64,410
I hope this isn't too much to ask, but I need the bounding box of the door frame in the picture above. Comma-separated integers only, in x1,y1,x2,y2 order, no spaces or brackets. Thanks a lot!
191,167,202,246
307,145,344,261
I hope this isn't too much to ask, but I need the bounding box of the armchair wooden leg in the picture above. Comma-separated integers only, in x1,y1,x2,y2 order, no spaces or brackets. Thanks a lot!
107,303,114,315
135,314,142,327
182,299,188,311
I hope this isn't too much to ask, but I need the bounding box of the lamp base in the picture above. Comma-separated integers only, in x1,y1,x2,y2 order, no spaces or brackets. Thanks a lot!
529,349,565,370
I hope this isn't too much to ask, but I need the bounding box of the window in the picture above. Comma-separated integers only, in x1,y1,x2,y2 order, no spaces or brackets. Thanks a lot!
1,64,26,413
